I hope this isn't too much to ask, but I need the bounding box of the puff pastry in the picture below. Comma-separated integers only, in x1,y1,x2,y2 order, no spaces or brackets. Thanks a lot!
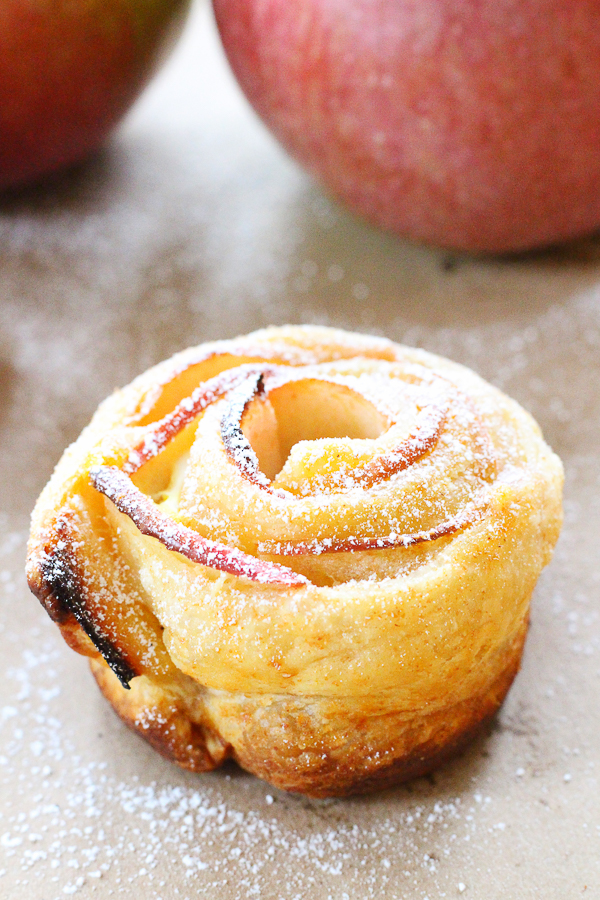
27,325,563,796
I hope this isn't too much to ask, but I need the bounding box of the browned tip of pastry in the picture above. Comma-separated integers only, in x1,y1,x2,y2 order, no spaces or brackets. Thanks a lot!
27,524,137,689
90,658,231,773
89,465,309,586
124,366,255,474
220,369,274,491
330,398,448,491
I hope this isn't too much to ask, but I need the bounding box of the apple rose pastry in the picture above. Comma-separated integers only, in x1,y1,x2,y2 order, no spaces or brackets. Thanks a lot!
27,325,563,796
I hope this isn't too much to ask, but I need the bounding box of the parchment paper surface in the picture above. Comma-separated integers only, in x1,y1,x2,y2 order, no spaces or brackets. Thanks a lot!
1,4,599,898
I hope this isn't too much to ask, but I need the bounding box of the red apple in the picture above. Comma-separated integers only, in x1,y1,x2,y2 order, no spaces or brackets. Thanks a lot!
213,0,600,253
0,0,190,191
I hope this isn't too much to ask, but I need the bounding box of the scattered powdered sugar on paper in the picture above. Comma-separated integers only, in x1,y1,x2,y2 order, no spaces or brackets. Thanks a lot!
1,529,513,900
0,675,488,900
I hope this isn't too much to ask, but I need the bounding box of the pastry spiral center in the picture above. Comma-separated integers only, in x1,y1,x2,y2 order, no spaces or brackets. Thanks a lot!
242,377,389,482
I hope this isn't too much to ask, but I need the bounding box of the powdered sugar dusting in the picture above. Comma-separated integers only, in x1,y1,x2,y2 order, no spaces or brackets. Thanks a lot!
220,370,274,491
257,494,484,557
0,575,509,900
89,466,307,586
2,3,600,893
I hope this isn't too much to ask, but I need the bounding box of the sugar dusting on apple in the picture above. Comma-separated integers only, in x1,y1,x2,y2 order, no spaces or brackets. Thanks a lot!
0,0,190,191
213,0,600,254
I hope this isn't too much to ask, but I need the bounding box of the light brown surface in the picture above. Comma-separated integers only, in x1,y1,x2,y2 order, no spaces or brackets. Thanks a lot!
1,1,600,897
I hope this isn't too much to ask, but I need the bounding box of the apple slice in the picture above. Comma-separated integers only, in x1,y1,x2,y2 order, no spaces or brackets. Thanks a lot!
258,497,483,557
219,370,448,496
220,370,275,491
124,366,264,474
271,390,447,495
90,465,307,586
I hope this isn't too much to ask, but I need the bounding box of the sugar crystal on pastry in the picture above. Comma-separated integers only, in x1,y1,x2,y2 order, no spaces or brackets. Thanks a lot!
26,325,563,797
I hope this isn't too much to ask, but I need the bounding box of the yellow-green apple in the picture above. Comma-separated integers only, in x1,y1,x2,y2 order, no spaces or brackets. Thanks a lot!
213,0,600,253
0,0,190,191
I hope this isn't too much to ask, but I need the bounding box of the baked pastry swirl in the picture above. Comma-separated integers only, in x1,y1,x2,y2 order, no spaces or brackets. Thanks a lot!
27,325,563,796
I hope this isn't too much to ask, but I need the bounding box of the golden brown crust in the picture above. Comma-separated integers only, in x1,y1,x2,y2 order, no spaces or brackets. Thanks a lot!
233,629,526,797
28,514,138,683
90,658,231,773
26,325,563,796
90,620,525,797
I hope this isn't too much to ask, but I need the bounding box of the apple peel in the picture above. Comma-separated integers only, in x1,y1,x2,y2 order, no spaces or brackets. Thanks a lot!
90,464,307,586
26,325,564,797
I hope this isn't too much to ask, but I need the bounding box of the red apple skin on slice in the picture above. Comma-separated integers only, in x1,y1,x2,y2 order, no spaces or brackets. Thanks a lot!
25,326,564,797
214,0,600,253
